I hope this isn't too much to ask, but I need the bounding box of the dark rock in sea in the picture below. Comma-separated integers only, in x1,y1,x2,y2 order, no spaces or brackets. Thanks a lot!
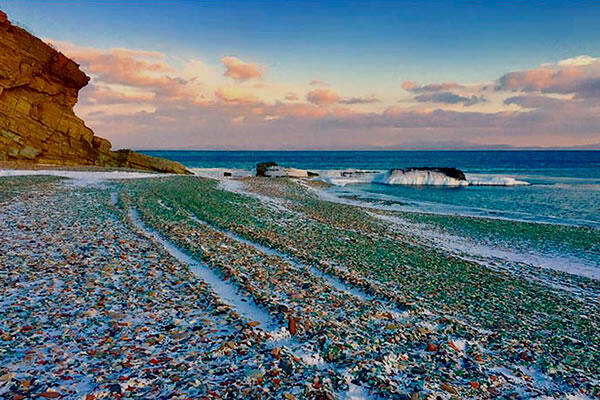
256,161,278,177
256,161,318,178
224,171,232,177
341,170,378,177
403,167,466,181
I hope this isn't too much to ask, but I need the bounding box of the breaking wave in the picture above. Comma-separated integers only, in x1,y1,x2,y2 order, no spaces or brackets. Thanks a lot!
188,167,530,187
319,169,530,187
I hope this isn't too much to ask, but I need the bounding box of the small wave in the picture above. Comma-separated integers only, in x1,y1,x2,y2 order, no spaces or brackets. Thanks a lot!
377,169,469,186
186,167,530,187
189,168,253,179
465,174,530,186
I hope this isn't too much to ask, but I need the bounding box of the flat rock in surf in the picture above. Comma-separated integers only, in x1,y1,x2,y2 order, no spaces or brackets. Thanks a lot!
401,167,466,181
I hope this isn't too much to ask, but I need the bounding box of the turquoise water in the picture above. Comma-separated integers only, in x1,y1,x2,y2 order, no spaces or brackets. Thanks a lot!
351,176,600,227
142,150,600,227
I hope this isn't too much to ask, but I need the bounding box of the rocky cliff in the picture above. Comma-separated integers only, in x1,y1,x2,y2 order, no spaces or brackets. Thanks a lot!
0,10,188,174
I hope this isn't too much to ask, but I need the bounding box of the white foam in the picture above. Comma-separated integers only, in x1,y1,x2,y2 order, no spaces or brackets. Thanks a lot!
380,169,468,186
317,169,529,187
466,174,530,186
318,169,382,186
187,167,530,187
189,168,253,179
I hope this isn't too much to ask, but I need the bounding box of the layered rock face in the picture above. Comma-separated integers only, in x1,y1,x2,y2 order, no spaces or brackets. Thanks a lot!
0,11,188,174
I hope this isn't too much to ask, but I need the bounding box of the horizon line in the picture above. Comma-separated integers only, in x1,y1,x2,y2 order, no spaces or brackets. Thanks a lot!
134,148,600,152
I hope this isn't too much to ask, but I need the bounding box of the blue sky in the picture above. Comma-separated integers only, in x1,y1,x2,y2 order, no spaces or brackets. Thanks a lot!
2,0,600,149
5,1,599,83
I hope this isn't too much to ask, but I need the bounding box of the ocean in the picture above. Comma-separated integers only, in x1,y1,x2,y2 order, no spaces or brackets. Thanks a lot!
142,150,600,228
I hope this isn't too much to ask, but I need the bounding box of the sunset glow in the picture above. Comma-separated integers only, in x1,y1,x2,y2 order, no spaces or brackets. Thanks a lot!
4,0,600,149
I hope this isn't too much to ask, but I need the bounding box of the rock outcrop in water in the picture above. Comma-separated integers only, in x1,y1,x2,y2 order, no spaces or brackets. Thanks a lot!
400,167,466,181
0,10,188,174
256,161,279,177
256,162,319,178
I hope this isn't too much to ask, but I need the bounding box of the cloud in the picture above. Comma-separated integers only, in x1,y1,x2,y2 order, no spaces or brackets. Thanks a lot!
306,88,340,105
284,92,299,101
339,96,380,104
414,92,486,106
402,81,466,93
220,56,264,81
497,68,584,92
401,81,417,91
215,87,260,104
558,55,598,67
50,41,182,89
309,79,327,86
53,40,598,149
80,84,156,105
503,95,566,109
496,56,600,99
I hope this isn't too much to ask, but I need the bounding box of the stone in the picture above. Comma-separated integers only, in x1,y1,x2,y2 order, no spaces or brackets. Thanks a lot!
403,167,466,181
0,10,189,174
256,161,318,178
19,145,40,159
256,161,278,177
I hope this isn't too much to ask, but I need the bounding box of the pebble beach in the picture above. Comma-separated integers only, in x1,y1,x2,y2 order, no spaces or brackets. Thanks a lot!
1,172,598,399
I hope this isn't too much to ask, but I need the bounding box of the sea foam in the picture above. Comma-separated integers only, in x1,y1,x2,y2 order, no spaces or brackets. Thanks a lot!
320,169,530,187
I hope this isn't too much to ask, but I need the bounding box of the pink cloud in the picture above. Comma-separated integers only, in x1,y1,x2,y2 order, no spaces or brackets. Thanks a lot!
306,88,340,105
496,57,600,99
270,103,329,118
401,81,417,90
284,92,299,101
52,41,600,149
80,84,156,105
215,87,260,104
221,56,264,81
51,41,180,89
497,68,584,92
339,96,380,105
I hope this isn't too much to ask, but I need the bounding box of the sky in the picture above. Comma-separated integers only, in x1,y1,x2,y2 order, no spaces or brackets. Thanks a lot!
2,0,600,149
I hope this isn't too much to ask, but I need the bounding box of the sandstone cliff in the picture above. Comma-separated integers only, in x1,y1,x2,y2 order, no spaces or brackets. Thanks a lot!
0,10,188,174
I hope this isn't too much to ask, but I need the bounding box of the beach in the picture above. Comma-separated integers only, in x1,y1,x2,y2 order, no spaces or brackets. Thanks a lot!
1,0,600,397
1,169,598,399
